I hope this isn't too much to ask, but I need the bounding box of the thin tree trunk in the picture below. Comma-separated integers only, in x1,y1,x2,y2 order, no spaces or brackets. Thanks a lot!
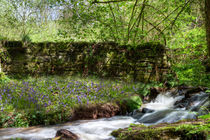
204,0,210,72
205,0,210,57
0,58,2,73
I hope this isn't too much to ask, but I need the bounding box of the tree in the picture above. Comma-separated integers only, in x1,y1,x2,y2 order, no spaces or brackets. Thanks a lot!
204,0,210,72
205,0,210,57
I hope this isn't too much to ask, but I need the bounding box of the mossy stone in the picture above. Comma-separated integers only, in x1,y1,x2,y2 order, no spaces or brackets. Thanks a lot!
111,118,210,140
121,95,142,113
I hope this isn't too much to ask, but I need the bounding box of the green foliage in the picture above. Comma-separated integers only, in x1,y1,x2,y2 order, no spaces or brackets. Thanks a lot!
199,113,210,119
22,34,32,42
169,27,210,87
121,95,142,112
0,0,205,45
0,112,29,128
172,59,209,86
0,72,10,84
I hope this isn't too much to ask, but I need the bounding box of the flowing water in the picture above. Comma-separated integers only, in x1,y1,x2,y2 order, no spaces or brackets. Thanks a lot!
136,92,195,125
0,116,136,140
0,91,209,140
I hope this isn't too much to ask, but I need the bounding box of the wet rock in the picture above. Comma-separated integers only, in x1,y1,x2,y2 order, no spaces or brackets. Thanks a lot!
185,87,207,98
132,112,144,119
137,109,196,124
177,84,191,90
129,109,144,119
137,109,173,124
141,108,154,113
198,100,210,116
55,129,79,140
174,92,209,110
143,87,160,103
174,100,188,108
175,86,207,96
188,93,209,111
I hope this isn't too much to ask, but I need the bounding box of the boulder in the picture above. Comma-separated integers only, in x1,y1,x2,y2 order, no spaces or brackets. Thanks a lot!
128,109,144,119
141,108,154,113
176,86,207,96
185,87,207,98
55,129,79,140
198,100,210,116
174,92,209,110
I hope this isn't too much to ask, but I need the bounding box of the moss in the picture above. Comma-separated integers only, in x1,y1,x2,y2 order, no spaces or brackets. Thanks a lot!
111,118,210,140
1,41,168,82
118,95,142,114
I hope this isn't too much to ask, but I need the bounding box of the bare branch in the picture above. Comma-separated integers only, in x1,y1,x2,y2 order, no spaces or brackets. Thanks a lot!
141,18,167,45
108,3,119,41
158,0,194,37
170,0,193,29
127,0,139,42
133,0,147,43
142,4,182,40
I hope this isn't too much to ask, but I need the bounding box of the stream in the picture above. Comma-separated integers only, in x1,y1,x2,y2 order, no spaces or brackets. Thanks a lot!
0,91,209,140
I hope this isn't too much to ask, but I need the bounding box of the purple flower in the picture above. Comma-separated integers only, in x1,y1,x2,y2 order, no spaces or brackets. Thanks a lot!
133,86,138,92
77,96,81,103
87,88,91,92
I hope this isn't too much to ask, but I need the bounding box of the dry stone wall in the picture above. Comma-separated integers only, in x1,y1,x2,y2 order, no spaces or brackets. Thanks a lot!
0,41,169,82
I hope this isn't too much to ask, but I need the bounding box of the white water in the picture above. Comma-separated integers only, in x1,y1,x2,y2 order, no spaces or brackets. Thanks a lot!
144,92,184,110
0,92,208,140
137,93,196,125
0,116,136,140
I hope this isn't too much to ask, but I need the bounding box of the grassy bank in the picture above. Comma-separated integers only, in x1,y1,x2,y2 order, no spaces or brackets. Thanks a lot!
0,76,147,127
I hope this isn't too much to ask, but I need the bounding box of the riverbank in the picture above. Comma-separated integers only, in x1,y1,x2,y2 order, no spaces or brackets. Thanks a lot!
0,76,144,128
111,116,210,140
0,85,209,140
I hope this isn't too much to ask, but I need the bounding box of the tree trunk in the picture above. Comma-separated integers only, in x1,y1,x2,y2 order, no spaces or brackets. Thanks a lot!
0,58,2,73
205,0,210,57
205,0,210,72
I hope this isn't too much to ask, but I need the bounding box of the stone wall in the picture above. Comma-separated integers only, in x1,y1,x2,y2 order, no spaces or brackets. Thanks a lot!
0,41,169,82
